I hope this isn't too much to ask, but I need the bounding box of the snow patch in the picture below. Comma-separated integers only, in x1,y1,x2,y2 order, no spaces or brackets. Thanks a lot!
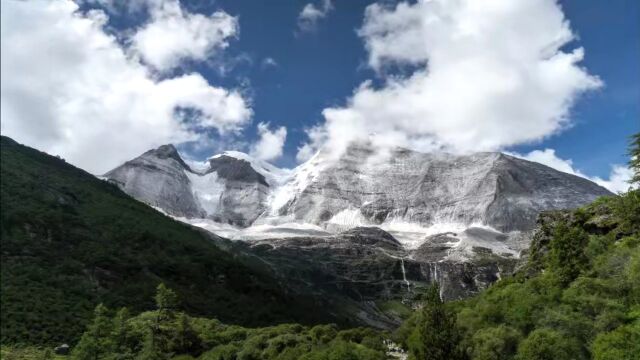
325,208,371,232
186,171,225,215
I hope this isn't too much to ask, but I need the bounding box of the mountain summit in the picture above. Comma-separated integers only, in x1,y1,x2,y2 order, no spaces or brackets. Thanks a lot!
103,142,613,315
105,142,611,247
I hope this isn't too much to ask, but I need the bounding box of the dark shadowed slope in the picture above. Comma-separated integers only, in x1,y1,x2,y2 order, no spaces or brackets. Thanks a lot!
0,136,334,345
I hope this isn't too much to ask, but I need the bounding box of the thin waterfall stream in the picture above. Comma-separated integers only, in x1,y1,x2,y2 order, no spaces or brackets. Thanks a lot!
400,258,411,292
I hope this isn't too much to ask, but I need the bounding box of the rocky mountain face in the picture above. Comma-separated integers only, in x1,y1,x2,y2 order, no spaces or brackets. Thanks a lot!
241,226,519,328
104,142,612,328
105,145,273,226
106,143,610,234
262,145,610,233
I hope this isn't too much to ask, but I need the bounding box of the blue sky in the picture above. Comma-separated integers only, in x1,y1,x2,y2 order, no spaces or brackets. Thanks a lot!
513,0,639,176
167,0,381,166
1,0,638,190
175,0,638,176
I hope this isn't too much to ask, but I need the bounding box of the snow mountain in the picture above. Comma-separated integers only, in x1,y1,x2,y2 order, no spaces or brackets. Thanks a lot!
105,142,610,251
104,142,612,325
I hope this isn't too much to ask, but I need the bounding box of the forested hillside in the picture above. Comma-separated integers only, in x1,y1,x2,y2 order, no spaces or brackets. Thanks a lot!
0,136,334,346
396,187,640,360
6,188,637,359
1,134,638,360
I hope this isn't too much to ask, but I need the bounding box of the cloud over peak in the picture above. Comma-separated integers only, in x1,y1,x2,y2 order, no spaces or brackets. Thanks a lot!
1,0,251,174
250,122,288,162
298,0,602,160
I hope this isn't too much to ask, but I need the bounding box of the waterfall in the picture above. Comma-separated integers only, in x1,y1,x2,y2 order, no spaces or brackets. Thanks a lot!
400,258,411,292
431,263,444,300
378,249,411,293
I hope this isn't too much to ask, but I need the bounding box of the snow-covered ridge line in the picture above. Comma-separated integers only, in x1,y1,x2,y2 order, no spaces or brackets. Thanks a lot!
104,142,612,251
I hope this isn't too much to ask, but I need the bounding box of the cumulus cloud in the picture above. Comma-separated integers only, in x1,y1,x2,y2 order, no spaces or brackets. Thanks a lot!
510,149,634,193
130,0,238,72
298,0,602,161
250,123,287,162
0,0,251,174
297,0,333,33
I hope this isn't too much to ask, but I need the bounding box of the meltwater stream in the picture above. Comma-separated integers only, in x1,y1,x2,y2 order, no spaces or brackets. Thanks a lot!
400,258,411,292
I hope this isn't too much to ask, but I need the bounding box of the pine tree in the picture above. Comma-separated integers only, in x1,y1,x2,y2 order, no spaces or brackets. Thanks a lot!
137,283,180,359
170,313,201,355
136,331,167,360
155,283,178,321
407,284,467,360
109,308,134,360
629,132,640,186
72,304,113,360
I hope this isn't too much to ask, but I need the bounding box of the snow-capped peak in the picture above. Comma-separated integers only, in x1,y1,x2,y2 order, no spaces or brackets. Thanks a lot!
209,151,292,187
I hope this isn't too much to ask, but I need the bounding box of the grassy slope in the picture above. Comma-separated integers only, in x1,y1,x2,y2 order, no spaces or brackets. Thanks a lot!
0,136,332,345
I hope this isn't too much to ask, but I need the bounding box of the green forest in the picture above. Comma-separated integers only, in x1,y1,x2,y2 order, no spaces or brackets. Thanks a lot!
1,134,639,360
0,135,338,346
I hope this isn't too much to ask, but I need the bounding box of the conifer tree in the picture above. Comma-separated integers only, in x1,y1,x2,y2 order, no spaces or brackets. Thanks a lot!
407,284,467,360
137,283,180,359
72,304,113,360
155,283,178,321
109,308,134,360
170,313,201,355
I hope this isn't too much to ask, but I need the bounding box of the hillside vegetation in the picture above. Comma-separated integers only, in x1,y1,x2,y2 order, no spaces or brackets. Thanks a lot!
396,187,640,360
1,134,638,360
0,136,333,346
13,188,636,360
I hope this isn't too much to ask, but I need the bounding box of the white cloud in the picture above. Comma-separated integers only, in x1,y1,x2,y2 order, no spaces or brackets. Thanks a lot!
510,148,579,175
250,122,287,162
509,149,634,193
297,0,333,32
1,0,251,174
298,0,602,161
261,57,278,69
130,0,238,72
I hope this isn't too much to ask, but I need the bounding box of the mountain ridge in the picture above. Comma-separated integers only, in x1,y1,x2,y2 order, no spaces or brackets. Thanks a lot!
104,142,611,246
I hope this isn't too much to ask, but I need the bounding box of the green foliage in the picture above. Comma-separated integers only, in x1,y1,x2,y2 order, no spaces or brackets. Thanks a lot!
469,325,521,360
60,284,386,360
628,132,639,185
170,313,202,356
397,189,640,360
547,222,589,285
0,136,335,345
1,346,67,360
72,304,114,360
110,308,135,360
591,320,640,360
407,284,466,360
515,328,582,360
156,283,179,316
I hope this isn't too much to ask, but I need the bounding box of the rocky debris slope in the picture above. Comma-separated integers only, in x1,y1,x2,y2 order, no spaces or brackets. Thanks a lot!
243,227,519,328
